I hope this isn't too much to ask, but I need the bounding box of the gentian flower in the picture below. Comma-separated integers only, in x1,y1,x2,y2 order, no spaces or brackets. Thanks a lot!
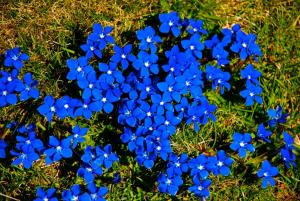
0,81,18,107
167,153,189,176
133,51,159,77
257,124,272,143
188,177,211,198
198,99,217,125
34,187,58,201
74,99,95,119
157,74,183,103
151,93,173,115
159,11,181,37
14,73,39,101
4,47,29,70
62,184,91,201
89,23,114,47
136,26,162,53
10,147,39,169
16,131,44,153
181,34,204,59
157,172,183,196
241,64,262,85
187,19,207,35
283,131,294,150
118,99,142,127
68,125,87,148
189,154,210,179
280,148,296,168
93,144,119,169
257,160,278,189
205,65,231,94
77,70,99,100
112,172,121,184
230,30,262,60
207,150,234,176
267,105,288,128
136,150,156,169
77,164,102,183
66,57,94,81
230,132,255,158
37,95,56,122
110,44,135,70
81,146,104,174
44,136,73,165
55,96,81,119
0,139,8,158
98,62,124,85
87,183,108,201
240,83,263,106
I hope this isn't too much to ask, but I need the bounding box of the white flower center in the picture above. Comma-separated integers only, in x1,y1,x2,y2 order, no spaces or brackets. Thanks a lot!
170,67,174,72
7,76,12,82
166,179,172,185
50,106,56,112
186,81,191,86
193,28,198,32
72,196,79,201
175,162,180,167
121,54,126,59
159,101,164,106
107,70,112,75
248,75,251,79
198,165,204,170
190,45,195,50
144,36,152,44
74,134,79,138
56,146,62,151
263,172,268,177
43,198,48,201
146,87,150,92
249,92,254,97
2,91,7,96
104,153,108,158
26,140,31,144
86,167,92,172
242,42,247,48
99,33,105,39
90,46,95,51
168,87,173,92
64,104,69,109
217,79,222,84
156,146,161,151
165,120,170,126
89,84,93,89
102,97,107,103
239,142,245,147
198,186,203,191
149,127,153,131
77,67,82,72
12,55,18,61
217,161,224,167
147,112,152,117
83,104,88,109
91,193,97,199
168,21,173,26
144,61,150,67
26,86,30,91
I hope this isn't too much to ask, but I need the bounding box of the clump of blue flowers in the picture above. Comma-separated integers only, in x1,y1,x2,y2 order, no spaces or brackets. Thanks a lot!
0,11,298,200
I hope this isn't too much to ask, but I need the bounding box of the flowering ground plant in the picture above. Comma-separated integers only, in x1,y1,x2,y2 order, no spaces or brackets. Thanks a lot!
0,9,299,201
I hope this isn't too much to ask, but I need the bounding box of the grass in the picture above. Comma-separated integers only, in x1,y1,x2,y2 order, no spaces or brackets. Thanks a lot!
0,0,299,200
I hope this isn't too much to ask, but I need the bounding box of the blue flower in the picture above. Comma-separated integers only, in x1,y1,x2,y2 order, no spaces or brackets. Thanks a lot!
230,132,255,158
81,146,104,174
44,136,73,165
181,34,204,59
0,139,8,158
77,164,102,183
133,51,159,77
62,184,91,201
205,65,231,94
257,160,278,189
4,47,29,70
0,81,18,107
14,72,39,101
93,144,119,169
280,147,296,168
136,26,162,53
87,183,108,201
16,131,44,153
241,64,262,85
207,150,234,176
257,124,272,143
68,125,87,148
98,62,124,85
112,172,121,184
283,131,294,150
167,153,189,176
74,99,95,119
157,172,183,196
151,93,173,115
230,30,262,60
10,146,39,169
188,177,211,198
136,150,156,169
240,83,263,106
34,187,58,201
159,12,181,37
89,23,114,46
118,99,141,127
77,70,99,100
157,73,183,103
267,105,288,128
189,154,209,179
187,19,207,35
198,99,217,125
66,57,94,81
110,44,135,70
55,96,81,119
37,95,56,122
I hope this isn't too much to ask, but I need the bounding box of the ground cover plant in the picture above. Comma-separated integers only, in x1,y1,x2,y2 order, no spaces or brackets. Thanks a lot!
0,0,299,200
